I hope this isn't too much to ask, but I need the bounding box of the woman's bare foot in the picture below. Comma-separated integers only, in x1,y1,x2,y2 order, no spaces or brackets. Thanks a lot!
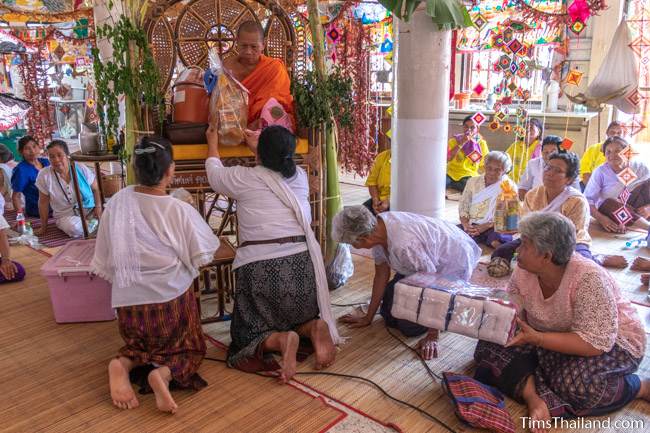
278,331,299,383
632,257,650,272
108,357,139,410
636,379,650,401
148,367,178,414
526,394,551,433
310,319,336,370
597,254,629,269
636,378,650,401
641,274,650,286
415,330,438,360
522,376,551,433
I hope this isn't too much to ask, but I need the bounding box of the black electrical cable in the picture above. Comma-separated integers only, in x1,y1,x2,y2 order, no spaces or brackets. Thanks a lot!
204,353,457,433
384,326,443,382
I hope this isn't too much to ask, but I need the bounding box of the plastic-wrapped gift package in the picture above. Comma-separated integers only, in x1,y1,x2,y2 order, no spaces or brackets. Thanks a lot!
392,273,518,345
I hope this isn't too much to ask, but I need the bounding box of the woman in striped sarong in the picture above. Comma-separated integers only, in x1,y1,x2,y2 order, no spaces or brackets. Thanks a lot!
92,136,220,413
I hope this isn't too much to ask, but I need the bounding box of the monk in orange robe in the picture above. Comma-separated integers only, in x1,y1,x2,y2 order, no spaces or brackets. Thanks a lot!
223,21,295,130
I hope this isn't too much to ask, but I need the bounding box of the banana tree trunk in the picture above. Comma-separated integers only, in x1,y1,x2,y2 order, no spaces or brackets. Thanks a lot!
306,0,342,262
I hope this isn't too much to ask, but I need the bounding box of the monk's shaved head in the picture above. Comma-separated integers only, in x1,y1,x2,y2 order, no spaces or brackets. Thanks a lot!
237,20,264,42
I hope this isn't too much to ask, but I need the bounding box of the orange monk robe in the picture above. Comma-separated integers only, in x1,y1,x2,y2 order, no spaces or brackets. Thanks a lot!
241,55,295,128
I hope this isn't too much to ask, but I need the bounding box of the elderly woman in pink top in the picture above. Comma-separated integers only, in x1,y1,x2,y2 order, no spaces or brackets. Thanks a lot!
474,212,649,431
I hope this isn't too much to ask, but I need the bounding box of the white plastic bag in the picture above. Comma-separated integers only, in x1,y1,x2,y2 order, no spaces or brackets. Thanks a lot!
206,48,249,146
587,21,639,114
326,243,354,290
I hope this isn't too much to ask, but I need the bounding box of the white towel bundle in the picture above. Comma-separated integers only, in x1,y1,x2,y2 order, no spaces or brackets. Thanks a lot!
391,275,518,345
478,301,517,345
447,295,484,338
391,282,422,324
418,288,452,329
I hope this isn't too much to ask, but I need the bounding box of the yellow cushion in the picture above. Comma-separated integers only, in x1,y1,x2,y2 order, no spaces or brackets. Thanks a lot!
173,138,309,160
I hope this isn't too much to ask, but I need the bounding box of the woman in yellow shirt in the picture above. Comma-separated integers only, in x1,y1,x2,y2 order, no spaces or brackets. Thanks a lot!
446,115,490,192
505,118,543,184
364,149,391,215
580,121,624,188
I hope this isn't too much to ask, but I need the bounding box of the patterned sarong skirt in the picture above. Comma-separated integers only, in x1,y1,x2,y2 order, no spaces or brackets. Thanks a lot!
227,251,319,370
116,288,207,390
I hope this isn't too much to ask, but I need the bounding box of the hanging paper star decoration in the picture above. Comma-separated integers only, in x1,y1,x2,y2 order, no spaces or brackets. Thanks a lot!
618,188,631,204
561,138,574,150
471,112,487,126
612,206,633,225
566,69,584,86
568,0,591,24
617,167,638,186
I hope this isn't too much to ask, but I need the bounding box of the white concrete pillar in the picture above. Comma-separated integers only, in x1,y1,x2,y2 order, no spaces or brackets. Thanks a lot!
390,7,451,218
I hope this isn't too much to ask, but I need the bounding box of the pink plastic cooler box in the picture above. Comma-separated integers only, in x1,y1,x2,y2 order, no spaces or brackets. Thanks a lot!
41,239,115,323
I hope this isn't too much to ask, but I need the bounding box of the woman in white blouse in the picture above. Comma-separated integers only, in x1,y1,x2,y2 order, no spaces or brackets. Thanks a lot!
205,124,341,383
92,136,220,414
332,206,481,360
35,140,102,237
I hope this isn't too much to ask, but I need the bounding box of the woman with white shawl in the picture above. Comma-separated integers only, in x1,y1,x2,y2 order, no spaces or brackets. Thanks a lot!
205,124,340,383
488,151,627,277
91,137,220,414
459,151,516,248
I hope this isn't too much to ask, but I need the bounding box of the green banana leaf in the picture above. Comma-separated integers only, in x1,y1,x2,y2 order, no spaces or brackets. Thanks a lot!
378,0,472,30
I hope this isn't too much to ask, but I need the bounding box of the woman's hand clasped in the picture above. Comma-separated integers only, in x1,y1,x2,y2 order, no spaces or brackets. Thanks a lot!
506,318,544,348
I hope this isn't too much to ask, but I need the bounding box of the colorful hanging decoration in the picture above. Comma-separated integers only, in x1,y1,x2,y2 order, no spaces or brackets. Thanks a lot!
618,188,631,204
627,0,650,142
565,69,584,86
612,206,634,225
616,166,638,186
518,0,606,31
471,111,487,125
561,137,574,150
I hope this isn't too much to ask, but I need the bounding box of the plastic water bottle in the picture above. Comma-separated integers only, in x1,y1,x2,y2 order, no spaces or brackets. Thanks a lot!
15,212,25,235
625,237,645,248
88,218,99,234
24,221,33,236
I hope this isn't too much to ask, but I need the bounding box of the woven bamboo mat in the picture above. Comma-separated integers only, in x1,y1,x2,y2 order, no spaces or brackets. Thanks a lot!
0,247,347,433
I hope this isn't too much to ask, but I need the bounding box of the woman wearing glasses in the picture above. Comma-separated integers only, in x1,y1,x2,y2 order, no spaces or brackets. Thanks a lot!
488,151,626,277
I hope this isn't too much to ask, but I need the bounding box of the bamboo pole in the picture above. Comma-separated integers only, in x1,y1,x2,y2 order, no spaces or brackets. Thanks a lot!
306,0,342,262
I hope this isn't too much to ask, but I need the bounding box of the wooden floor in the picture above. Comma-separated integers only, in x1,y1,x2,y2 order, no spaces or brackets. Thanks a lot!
2,182,650,432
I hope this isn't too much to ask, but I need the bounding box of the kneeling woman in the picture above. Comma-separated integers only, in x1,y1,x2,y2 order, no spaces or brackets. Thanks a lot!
333,206,481,359
35,140,102,237
475,212,649,428
205,125,341,383
92,137,220,413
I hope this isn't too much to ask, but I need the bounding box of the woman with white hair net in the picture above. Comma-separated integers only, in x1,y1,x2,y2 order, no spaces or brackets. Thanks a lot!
332,206,481,359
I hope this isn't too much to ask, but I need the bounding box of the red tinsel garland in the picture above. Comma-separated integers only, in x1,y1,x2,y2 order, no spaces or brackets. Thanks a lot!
335,18,376,176
19,49,54,145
